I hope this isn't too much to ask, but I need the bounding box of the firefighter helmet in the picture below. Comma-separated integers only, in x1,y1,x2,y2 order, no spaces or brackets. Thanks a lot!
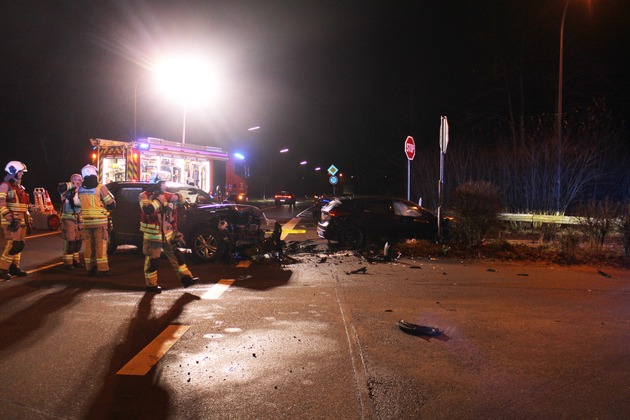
150,170,171,183
70,173,83,183
5,161,27,174
81,164,98,178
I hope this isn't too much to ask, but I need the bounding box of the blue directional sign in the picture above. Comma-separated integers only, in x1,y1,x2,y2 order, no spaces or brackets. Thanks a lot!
329,175,338,185
327,165,338,176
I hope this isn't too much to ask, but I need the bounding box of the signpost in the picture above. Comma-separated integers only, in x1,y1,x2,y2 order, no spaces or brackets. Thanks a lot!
438,116,449,241
404,136,415,200
328,164,339,194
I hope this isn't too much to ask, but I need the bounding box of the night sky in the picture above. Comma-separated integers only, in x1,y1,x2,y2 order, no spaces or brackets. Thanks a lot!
1,0,628,198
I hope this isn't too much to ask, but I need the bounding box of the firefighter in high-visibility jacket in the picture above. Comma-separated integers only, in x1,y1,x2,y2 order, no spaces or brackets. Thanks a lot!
139,171,198,293
78,164,116,277
0,161,30,280
58,173,83,269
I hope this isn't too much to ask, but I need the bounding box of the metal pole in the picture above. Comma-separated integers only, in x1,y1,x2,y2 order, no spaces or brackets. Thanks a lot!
407,159,411,200
134,79,138,142
182,104,187,144
557,0,572,214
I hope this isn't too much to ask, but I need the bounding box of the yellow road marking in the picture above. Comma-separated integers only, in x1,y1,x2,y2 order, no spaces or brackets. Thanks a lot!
280,218,301,240
283,229,306,234
117,324,190,376
202,279,235,300
236,260,252,268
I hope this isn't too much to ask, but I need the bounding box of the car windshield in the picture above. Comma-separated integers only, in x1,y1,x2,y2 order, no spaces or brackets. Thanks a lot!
166,183,216,205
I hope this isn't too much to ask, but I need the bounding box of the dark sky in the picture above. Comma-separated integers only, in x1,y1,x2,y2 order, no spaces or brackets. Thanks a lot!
1,0,628,196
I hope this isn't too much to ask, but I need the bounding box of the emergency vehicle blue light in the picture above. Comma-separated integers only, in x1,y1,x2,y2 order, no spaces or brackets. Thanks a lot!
234,152,245,160
137,143,150,151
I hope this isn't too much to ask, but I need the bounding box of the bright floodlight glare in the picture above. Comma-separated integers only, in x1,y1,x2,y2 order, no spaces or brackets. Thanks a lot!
279,148,289,153
155,54,216,105
234,152,245,160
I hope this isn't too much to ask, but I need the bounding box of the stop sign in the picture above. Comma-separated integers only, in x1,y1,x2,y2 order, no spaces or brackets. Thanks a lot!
404,136,415,160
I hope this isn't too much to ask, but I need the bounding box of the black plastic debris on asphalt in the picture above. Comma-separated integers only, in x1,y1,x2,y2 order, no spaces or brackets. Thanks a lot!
396,320,442,337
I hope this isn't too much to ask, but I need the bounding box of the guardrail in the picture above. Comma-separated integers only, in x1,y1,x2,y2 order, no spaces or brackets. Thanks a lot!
498,213,580,225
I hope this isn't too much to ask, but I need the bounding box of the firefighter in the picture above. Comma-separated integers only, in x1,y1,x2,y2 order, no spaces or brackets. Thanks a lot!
139,171,198,293
58,173,83,269
0,161,30,280
78,164,116,277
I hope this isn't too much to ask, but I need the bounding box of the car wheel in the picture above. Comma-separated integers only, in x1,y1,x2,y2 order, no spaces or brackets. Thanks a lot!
189,227,226,263
339,226,365,248
107,232,117,254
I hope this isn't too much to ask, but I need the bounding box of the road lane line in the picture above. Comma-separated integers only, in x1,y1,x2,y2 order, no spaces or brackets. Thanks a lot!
202,279,235,300
236,260,252,268
26,230,61,239
117,324,190,376
280,217,301,240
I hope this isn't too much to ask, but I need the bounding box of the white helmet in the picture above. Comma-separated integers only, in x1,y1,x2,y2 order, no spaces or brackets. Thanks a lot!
5,161,27,175
70,173,83,183
81,165,98,178
150,170,171,183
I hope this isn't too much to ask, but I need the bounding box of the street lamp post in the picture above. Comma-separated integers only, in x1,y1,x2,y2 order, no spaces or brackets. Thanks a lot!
556,0,573,214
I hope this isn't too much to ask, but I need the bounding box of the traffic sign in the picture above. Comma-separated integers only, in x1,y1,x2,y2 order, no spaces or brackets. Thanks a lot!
327,165,338,176
329,175,338,185
404,136,415,160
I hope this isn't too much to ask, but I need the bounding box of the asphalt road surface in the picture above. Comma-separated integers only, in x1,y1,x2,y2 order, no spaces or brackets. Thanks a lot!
1,204,629,419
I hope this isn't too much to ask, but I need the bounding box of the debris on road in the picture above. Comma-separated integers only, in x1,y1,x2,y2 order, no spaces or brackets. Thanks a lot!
346,267,368,275
486,268,498,272
396,320,442,337
597,269,612,278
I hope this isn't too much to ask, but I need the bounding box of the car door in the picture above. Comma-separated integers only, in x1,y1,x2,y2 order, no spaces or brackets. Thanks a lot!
391,199,436,241
112,186,144,246
360,199,396,240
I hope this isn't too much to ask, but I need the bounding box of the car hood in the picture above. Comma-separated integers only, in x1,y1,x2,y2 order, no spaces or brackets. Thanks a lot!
197,203,266,218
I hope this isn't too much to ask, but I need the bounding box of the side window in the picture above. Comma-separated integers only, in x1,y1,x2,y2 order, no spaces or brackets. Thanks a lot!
393,200,422,217
364,200,390,215
121,188,143,205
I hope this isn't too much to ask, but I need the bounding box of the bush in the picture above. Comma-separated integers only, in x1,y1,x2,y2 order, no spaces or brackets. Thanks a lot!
576,197,621,249
451,181,502,248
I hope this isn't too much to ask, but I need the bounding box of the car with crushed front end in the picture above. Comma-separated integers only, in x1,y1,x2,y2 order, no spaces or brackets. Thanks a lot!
317,195,452,248
106,181,278,263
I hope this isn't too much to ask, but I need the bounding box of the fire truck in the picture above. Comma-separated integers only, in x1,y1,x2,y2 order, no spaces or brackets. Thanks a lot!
89,137,246,196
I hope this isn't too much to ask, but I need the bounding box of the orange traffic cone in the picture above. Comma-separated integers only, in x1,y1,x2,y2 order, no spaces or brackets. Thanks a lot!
44,190,53,212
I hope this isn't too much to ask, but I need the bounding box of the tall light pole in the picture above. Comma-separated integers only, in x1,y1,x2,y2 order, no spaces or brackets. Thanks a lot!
556,0,573,214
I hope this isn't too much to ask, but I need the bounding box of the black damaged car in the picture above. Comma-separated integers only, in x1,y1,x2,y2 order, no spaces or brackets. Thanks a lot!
106,181,276,262
317,195,452,248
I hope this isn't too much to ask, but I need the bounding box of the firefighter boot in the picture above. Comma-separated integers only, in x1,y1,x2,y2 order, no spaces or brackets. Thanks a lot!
0,269,11,280
9,264,27,277
181,275,199,288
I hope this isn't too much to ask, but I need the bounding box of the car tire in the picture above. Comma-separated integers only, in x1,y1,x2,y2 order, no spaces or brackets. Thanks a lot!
339,225,365,248
189,226,226,263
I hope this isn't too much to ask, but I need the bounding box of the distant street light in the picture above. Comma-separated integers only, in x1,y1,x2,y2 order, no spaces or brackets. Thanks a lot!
300,161,307,165
279,148,289,153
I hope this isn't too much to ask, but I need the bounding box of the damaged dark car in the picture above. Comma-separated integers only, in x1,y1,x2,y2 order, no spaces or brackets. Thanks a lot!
106,181,280,263
317,195,451,248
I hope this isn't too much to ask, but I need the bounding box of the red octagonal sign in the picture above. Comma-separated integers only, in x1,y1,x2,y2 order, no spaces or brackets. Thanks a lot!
404,136,415,160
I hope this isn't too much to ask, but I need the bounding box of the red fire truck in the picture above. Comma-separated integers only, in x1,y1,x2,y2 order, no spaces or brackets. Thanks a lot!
89,137,247,198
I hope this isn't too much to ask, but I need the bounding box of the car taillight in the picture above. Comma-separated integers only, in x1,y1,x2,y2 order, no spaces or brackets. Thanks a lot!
328,209,348,217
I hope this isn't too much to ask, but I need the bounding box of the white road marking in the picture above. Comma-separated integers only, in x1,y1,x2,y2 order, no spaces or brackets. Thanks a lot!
202,279,235,299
